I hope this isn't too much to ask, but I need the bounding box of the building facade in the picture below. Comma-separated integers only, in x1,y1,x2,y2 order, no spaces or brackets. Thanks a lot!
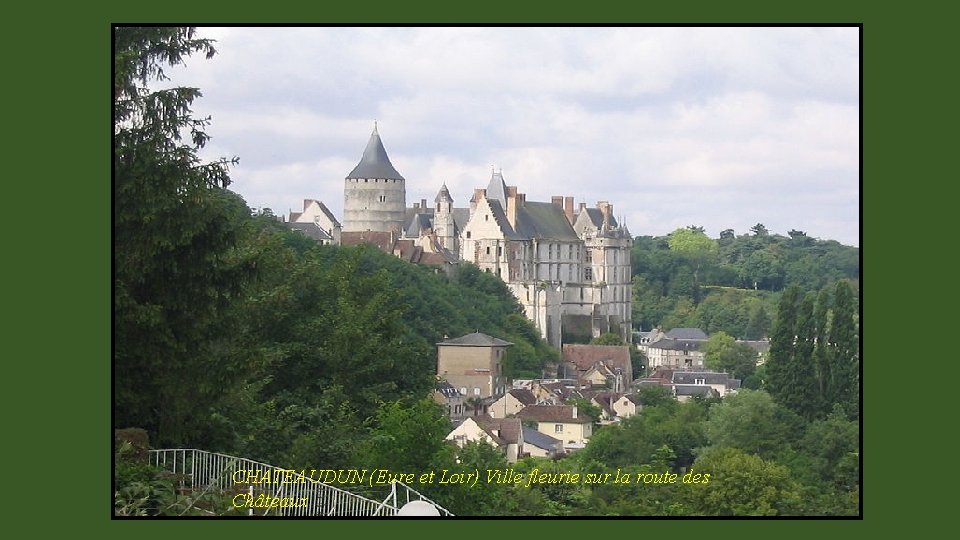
334,125,633,348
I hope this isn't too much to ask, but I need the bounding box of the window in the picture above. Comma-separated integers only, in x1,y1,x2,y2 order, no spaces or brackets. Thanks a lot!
548,244,553,258
586,250,592,263
485,214,489,222
474,388,481,396
695,378,706,385
585,267,593,281
568,245,573,258
466,231,471,239
459,387,467,395
554,424,564,433
486,246,491,255
378,195,386,203
497,246,502,256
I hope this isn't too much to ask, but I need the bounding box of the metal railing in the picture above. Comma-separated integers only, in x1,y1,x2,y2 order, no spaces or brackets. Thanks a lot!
148,449,452,517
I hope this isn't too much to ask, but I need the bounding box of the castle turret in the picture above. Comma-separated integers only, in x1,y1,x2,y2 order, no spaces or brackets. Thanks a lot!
343,124,407,233
434,183,456,251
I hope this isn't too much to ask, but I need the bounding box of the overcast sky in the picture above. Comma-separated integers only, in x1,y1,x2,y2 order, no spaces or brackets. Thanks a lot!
162,26,860,247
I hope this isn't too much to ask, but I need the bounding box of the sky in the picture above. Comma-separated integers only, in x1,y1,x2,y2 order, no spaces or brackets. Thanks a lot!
162,26,860,247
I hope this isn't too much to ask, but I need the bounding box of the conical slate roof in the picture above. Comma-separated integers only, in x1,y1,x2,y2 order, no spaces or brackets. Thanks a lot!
435,183,453,203
486,170,508,205
346,125,405,180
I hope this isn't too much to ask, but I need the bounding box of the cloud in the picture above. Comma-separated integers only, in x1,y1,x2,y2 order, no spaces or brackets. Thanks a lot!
162,25,859,247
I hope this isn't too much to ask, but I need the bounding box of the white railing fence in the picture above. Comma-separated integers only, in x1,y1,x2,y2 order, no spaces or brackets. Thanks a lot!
148,449,453,517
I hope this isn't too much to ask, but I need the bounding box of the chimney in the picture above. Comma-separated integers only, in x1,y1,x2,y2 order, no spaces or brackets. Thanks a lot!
421,198,427,210
551,196,563,207
564,197,575,224
572,405,577,419
506,190,519,229
303,199,311,212
598,201,612,228
471,188,486,213
413,202,420,209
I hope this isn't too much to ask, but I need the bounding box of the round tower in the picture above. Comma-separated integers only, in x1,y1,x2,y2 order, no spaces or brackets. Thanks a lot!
343,124,407,233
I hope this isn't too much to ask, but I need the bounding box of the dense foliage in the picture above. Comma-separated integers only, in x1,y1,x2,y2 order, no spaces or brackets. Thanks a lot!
631,227,859,338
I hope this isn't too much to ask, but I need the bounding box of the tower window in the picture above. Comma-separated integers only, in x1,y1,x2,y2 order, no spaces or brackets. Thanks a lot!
378,195,386,203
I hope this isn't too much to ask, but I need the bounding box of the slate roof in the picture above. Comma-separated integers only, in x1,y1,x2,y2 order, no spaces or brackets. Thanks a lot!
664,328,709,340
673,385,720,397
516,405,593,424
346,126,404,180
435,381,464,399
486,171,508,205
509,388,538,406
288,222,333,242
404,213,433,237
647,338,706,352
671,371,738,386
522,427,563,451
581,207,619,229
435,183,453,203
514,202,579,241
437,332,514,347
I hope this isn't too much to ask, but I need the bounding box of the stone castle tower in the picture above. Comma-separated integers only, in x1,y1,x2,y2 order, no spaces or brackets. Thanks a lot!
433,183,457,252
343,124,407,233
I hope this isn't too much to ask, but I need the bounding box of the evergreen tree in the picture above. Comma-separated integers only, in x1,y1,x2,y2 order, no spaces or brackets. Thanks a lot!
790,293,822,419
745,304,771,340
114,27,249,446
767,286,799,413
827,281,858,414
813,288,832,412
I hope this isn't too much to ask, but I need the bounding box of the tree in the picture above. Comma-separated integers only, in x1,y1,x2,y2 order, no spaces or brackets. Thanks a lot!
744,304,771,340
702,331,757,382
767,286,817,418
684,447,801,516
114,27,250,446
703,390,802,460
668,227,719,300
750,223,769,237
790,293,823,419
827,281,858,414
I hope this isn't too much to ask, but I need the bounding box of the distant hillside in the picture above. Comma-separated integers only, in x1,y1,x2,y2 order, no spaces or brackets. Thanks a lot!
631,227,859,337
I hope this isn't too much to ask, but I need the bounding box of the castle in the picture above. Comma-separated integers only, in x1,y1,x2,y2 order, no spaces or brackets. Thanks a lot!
294,125,633,348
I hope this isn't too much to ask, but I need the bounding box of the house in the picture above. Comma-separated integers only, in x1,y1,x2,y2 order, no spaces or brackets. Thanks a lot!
584,391,642,424
516,405,593,451
436,332,512,400
522,427,564,459
487,388,538,419
670,371,741,398
445,415,524,463
560,344,633,391
433,380,466,423
645,338,707,369
672,385,720,402
288,199,342,245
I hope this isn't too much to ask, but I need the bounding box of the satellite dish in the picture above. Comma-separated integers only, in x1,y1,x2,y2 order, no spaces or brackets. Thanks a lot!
397,500,441,517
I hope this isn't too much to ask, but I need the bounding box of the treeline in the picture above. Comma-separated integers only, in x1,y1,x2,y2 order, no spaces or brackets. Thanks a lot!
631,226,859,338
113,27,555,471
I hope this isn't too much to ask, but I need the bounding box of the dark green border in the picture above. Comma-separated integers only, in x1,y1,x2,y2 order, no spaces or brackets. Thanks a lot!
19,0,891,537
